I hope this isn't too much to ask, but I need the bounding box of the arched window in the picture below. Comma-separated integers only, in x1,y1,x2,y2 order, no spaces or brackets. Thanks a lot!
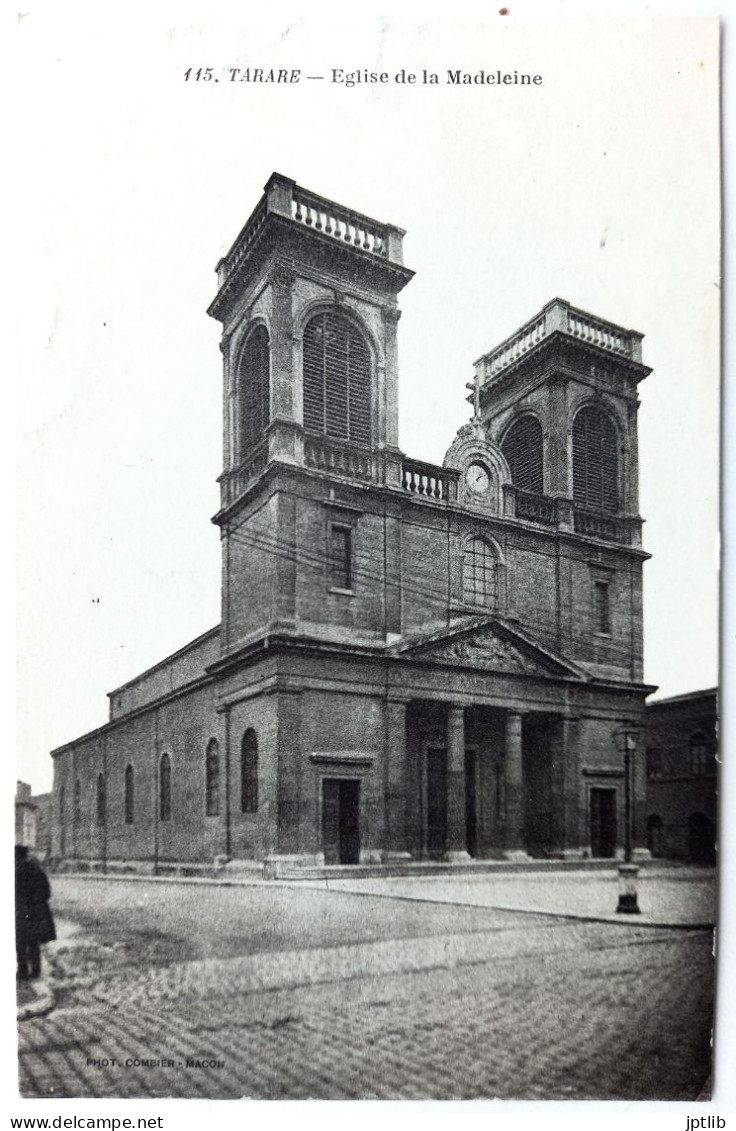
646,814,664,858
206,739,220,817
303,311,371,445
160,753,172,822
501,414,544,494
96,773,106,825
241,729,259,813
125,764,135,825
59,784,66,825
463,537,497,608
689,732,713,776
572,404,618,512
237,325,270,458
74,778,81,823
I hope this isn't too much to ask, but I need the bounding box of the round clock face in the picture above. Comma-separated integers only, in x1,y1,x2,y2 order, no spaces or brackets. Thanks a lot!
466,462,490,495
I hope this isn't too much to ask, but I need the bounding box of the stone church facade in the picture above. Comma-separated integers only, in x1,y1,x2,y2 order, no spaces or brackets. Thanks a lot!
50,173,654,872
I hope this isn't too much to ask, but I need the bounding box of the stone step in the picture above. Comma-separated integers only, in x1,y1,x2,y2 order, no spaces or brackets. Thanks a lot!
268,857,646,881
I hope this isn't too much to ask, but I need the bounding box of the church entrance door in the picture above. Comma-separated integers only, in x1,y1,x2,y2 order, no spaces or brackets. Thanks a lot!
590,787,617,858
322,778,361,865
426,746,447,858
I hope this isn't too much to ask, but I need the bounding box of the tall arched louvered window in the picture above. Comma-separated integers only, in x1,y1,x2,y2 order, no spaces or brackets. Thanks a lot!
463,537,497,608
241,729,259,813
501,414,544,494
160,753,172,822
125,764,134,825
572,405,618,512
237,325,270,459
96,773,106,825
59,784,66,825
303,311,371,445
205,739,220,817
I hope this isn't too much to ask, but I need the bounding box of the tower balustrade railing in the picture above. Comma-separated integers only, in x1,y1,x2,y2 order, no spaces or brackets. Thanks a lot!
476,298,644,384
303,435,374,481
219,441,269,505
572,505,641,545
291,187,388,258
216,174,406,291
514,488,557,525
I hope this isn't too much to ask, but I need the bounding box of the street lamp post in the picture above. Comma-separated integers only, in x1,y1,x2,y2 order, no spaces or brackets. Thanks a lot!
615,727,641,915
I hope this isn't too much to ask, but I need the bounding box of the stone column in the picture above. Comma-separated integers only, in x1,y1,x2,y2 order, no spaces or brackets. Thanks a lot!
269,689,304,872
268,264,300,465
383,507,402,636
274,492,297,625
219,333,235,475
445,705,471,862
381,306,401,450
384,699,412,862
547,375,570,497
503,712,529,859
379,306,402,486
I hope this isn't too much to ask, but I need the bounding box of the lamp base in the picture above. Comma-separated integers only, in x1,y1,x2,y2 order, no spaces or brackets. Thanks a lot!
616,862,641,914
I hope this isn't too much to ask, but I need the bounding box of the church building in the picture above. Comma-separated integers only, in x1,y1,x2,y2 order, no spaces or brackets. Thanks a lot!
50,173,654,872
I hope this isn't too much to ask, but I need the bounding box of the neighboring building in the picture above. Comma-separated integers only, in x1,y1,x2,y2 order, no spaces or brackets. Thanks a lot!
34,792,53,860
50,173,655,872
15,782,53,858
644,689,717,863
15,781,37,848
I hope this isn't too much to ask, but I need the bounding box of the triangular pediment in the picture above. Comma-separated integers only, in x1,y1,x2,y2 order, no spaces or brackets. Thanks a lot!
391,616,588,681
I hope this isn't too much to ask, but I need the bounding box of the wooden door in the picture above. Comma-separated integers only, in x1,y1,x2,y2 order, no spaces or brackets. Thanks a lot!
590,787,617,858
426,747,447,857
322,778,361,865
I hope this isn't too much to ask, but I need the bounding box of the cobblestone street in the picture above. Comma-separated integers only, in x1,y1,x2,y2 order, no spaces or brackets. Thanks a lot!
18,872,715,1101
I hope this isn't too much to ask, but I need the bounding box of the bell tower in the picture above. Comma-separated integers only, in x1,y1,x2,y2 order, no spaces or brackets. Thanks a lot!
207,174,414,658
470,298,652,682
474,298,650,542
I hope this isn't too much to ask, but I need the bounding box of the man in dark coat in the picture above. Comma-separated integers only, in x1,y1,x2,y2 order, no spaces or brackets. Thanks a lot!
15,845,55,980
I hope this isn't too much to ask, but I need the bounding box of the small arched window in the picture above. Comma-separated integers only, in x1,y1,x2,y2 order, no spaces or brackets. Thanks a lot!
463,537,498,608
303,311,371,446
96,773,106,826
572,404,618,512
206,739,220,817
241,729,259,813
646,814,664,858
501,414,544,494
160,753,172,822
238,325,270,459
689,732,713,777
125,764,135,825
74,778,81,823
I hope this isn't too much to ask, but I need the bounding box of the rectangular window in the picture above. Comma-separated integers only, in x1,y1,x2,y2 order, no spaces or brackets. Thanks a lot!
594,581,610,634
330,524,352,590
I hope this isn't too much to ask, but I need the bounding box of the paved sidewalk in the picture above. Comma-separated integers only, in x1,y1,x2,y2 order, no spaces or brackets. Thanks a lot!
301,865,715,927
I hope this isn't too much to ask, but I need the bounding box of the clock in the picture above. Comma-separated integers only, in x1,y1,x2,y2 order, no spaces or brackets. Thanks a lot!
465,462,490,495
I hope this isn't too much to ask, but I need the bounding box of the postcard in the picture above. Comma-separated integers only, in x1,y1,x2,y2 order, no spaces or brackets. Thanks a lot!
12,3,726,1123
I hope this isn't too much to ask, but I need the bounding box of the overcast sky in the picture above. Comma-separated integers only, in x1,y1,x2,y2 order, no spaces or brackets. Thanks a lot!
15,8,720,794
